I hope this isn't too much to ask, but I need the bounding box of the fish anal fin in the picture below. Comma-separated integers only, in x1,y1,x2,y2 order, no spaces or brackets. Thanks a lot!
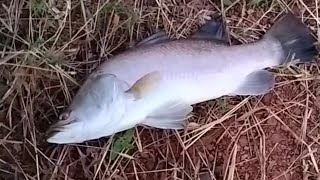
232,70,275,96
141,100,193,129
125,71,162,100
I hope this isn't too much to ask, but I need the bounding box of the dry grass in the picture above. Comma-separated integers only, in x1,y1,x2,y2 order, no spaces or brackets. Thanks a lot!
0,0,320,179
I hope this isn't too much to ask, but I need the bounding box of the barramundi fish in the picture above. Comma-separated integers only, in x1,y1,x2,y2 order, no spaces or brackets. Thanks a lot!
47,13,318,144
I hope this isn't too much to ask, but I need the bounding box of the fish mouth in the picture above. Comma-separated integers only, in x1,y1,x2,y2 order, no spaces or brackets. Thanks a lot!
46,118,77,139
47,110,74,133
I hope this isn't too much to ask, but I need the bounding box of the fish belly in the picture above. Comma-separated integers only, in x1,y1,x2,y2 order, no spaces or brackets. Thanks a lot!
166,72,246,104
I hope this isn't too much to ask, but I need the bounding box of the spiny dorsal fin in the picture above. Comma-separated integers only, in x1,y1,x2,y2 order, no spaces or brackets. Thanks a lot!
135,31,171,47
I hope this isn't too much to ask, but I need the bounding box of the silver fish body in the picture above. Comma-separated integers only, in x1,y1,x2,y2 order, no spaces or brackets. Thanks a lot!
47,13,318,144
97,38,281,104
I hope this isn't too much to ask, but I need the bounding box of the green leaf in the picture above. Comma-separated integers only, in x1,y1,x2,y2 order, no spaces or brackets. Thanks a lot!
223,0,234,6
31,0,48,17
249,0,264,5
110,129,135,160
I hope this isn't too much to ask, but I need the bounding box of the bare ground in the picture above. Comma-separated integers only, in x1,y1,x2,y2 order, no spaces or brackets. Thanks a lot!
0,0,320,180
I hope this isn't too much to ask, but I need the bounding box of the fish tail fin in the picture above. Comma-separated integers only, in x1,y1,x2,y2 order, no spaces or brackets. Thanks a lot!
265,13,318,65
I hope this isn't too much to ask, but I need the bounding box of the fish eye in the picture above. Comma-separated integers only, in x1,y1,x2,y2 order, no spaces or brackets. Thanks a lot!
59,110,71,120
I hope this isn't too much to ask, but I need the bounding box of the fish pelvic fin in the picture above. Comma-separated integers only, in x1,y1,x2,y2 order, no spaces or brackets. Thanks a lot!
231,70,275,96
264,12,318,65
141,100,193,129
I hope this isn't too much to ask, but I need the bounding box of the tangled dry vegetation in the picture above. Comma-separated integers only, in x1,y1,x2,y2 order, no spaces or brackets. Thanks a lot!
0,0,320,179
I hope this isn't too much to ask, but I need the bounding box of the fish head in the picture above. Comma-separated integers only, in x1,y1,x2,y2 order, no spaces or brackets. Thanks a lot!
46,73,132,144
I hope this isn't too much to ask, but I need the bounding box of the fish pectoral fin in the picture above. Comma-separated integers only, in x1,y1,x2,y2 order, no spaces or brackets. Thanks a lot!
231,70,275,96
141,100,193,129
125,71,162,100
191,16,230,45
135,31,171,47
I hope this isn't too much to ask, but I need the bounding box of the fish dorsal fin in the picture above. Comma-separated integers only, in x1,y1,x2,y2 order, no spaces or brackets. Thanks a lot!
135,31,171,47
134,16,230,47
141,100,193,129
231,70,275,96
190,16,230,45
125,71,162,100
